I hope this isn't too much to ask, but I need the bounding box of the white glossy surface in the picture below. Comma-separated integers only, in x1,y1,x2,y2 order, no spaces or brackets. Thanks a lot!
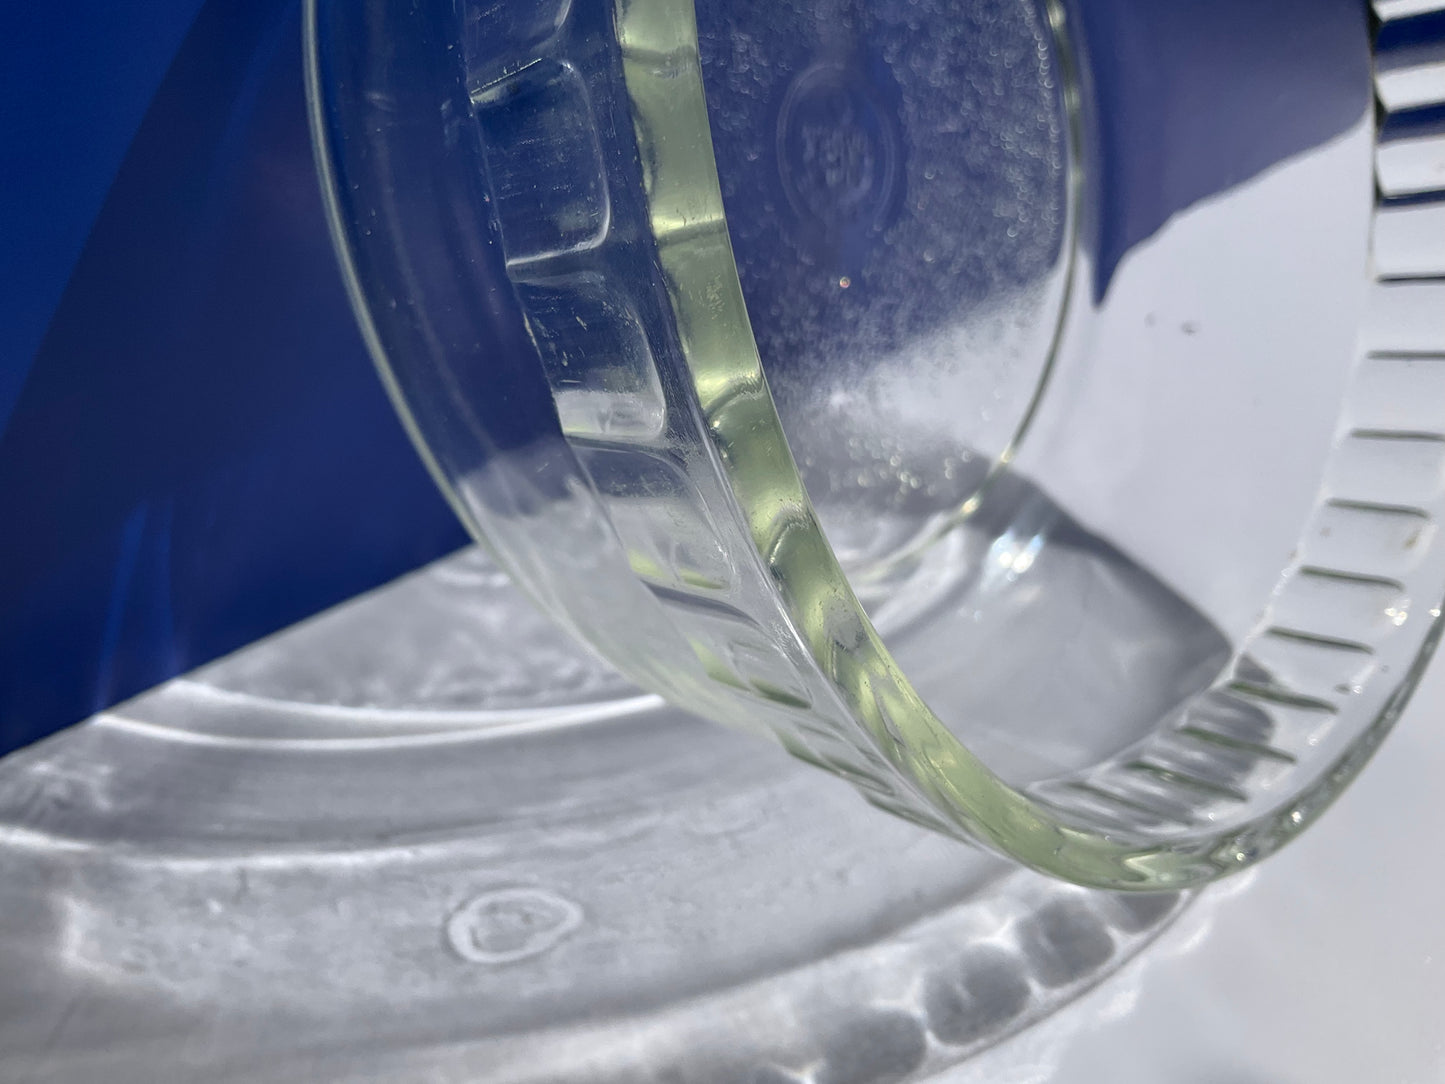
1019,121,1375,644
946,655,1445,1083
0,547,1184,1083
1,543,1437,1080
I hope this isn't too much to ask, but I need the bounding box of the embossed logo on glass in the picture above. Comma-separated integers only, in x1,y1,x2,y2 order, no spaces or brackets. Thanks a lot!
777,63,900,232
446,887,584,965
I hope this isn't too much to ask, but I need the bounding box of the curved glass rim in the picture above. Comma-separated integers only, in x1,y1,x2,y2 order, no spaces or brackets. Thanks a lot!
306,0,1445,890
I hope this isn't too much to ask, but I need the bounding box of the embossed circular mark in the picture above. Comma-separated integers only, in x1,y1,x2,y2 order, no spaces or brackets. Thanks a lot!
777,62,900,232
446,887,584,964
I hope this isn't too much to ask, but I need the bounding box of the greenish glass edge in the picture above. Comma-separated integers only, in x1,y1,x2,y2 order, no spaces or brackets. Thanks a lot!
610,0,1437,890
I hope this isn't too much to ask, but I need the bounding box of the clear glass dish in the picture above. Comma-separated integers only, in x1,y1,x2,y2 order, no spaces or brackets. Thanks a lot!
308,0,1445,888
0,547,1184,1081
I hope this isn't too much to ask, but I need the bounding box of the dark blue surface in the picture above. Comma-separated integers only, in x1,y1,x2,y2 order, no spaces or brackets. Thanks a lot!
0,0,208,436
0,0,465,755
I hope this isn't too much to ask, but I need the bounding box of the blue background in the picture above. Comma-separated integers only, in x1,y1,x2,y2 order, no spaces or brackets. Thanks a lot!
0,0,467,755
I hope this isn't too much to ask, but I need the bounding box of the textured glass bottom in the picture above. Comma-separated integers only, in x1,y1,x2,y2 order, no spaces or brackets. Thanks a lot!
0,548,1181,1082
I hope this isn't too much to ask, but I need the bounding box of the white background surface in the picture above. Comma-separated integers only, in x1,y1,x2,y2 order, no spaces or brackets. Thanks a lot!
948,657,1445,1083
1019,122,1376,645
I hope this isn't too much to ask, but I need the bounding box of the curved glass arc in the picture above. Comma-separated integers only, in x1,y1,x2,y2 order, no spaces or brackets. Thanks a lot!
308,0,1445,889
